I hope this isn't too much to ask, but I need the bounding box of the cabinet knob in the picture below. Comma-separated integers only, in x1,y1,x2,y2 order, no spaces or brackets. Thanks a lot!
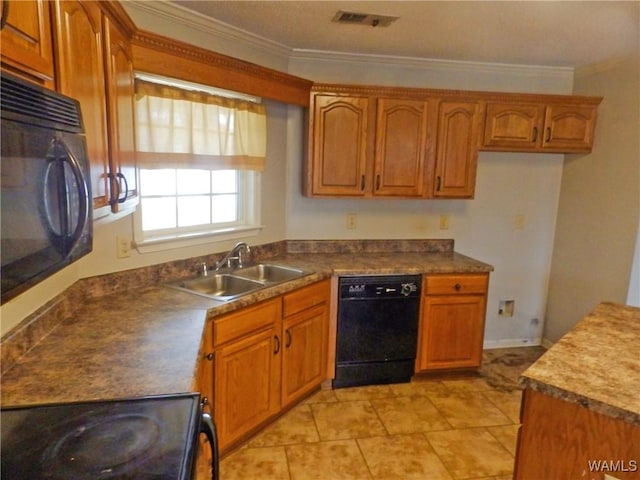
454,283,462,291
532,126,538,142
361,175,365,191
545,127,552,143
273,335,280,354
285,329,292,348
436,176,442,191
201,396,209,405
205,352,214,361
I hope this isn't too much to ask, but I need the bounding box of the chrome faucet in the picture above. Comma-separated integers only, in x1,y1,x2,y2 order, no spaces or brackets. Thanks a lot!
214,242,252,270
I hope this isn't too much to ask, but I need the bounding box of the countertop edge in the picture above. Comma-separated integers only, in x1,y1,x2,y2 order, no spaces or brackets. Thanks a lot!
518,302,640,426
520,376,640,425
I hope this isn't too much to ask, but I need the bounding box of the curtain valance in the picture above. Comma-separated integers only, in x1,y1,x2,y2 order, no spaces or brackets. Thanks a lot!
134,79,266,171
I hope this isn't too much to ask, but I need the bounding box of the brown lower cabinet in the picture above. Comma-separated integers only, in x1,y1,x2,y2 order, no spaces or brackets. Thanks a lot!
416,273,489,371
515,388,640,480
208,279,330,453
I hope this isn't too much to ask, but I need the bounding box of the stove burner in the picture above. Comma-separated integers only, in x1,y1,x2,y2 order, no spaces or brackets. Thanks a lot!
42,413,161,479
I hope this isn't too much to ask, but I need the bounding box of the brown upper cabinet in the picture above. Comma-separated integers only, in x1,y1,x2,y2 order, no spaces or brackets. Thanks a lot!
307,93,431,198
103,11,138,213
52,0,137,217
433,100,482,199
374,98,430,197
482,100,599,153
0,0,55,87
308,85,601,199
53,0,111,213
308,94,370,196
306,86,482,199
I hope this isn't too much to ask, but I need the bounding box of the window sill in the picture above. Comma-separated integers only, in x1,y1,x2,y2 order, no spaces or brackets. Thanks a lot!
134,225,263,254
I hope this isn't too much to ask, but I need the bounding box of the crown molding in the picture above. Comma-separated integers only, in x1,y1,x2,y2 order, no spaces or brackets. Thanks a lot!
290,49,575,82
123,0,293,63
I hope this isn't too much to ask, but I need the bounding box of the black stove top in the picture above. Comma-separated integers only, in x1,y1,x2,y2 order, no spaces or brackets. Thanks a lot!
1,393,202,480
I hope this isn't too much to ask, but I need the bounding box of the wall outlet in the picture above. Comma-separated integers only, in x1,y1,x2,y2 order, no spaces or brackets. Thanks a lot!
346,213,357,230
439,214,450,230
116,235,132,258
499,300,515,317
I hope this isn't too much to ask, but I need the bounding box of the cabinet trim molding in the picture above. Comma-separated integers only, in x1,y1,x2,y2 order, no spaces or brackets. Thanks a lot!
131,30,313,107
312,83,603,107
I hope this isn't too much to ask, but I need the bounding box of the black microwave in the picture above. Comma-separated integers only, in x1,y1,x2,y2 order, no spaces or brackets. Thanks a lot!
1,72,93,303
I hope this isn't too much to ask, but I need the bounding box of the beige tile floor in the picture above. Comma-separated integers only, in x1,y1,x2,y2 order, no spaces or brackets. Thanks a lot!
219,347,545,480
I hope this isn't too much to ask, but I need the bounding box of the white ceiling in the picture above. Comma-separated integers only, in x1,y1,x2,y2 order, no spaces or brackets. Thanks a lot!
169,1,639,68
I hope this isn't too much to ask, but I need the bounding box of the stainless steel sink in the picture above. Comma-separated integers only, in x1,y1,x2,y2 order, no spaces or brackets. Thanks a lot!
234,264,308,284
166,263,312,301
167,274,264,301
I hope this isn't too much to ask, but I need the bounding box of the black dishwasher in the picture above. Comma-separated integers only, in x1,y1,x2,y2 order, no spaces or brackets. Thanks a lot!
333,275,421,388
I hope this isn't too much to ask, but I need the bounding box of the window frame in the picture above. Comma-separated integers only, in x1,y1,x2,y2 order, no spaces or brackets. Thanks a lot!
133,168,262,253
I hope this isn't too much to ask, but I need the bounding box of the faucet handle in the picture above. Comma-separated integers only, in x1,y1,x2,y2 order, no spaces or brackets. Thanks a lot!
199,262,208,276
238,245,252,268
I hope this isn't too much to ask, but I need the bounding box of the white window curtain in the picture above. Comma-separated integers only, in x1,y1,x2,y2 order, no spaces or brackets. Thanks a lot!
134,79,267,171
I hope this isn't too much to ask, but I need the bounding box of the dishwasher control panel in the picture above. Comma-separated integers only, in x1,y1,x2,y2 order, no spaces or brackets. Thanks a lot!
340,275,421,299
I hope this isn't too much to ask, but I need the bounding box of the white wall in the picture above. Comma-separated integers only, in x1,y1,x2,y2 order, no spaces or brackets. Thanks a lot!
545,55,640,342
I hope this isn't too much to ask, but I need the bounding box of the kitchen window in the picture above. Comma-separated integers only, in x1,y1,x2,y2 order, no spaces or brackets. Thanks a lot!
132,75,265,251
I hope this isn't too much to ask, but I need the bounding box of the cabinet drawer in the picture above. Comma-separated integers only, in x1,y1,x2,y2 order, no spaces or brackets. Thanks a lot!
424,274,488,295
213,298,281,346
283,280,330,317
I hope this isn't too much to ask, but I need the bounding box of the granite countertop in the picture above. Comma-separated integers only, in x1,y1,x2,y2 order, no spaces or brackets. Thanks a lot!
1,243,493,407
520,302,640,425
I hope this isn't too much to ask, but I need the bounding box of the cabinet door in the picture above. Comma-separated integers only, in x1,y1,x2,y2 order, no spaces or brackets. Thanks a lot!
195,322,214,478
197,321,214,414
483,102,545,150
103,14,138,213
0,0,54,85
308,94,369,196
418,294,486,370
214,325,281,450
282,304,327,407
53,0,110,213
374,98,429,196
433,101,482,198
542,104,597,152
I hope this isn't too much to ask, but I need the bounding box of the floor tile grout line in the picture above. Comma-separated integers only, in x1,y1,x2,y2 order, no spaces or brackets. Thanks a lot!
423,426,515,480
418,430,457,480
479,389,524,425
353,437,376,480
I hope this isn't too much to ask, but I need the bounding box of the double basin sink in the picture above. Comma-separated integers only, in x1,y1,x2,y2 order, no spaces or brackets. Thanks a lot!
166,264,312,301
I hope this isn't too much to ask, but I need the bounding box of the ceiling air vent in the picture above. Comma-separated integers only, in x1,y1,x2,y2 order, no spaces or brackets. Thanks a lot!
332,10,399,27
